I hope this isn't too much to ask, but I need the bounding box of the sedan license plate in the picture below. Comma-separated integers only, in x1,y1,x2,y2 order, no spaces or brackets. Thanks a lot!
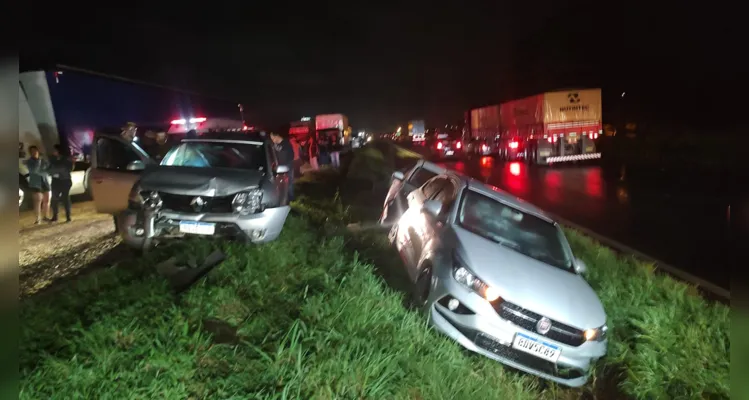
512,332,561,363
179,221,216,235
445,150,454,156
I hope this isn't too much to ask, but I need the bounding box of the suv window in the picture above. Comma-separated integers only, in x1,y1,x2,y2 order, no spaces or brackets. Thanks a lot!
96,137,143,171
408,167,438,187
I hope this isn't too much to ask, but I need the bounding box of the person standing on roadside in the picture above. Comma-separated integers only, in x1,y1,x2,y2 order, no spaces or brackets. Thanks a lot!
289,135,303,177
330,136,342,168
269,132,295,201
48,144,74,223
309,136,319,170
25,145,51,224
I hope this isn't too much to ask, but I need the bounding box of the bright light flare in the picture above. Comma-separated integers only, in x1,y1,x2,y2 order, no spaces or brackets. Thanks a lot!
508,141,519,149
509,162,521,176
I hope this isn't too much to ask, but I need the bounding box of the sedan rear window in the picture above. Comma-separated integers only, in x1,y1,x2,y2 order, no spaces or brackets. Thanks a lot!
457,190,573,271
162,141,266,171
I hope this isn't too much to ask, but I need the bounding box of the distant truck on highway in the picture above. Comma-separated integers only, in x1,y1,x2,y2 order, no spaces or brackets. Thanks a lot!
315,114,351,147
409,120,426,143
468,88,603,165
18,65,242,209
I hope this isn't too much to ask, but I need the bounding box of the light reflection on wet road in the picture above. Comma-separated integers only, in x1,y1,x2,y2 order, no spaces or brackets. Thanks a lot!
439,157,742,290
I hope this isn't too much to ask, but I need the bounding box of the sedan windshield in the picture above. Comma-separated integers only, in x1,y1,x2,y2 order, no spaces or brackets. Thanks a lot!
161,141,266,171
458,190,573,271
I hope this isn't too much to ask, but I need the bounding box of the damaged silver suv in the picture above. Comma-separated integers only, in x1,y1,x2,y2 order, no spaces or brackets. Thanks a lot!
90,132,292,253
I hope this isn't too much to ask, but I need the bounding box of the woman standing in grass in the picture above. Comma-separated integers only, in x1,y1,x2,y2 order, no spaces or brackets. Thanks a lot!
25,145,51,224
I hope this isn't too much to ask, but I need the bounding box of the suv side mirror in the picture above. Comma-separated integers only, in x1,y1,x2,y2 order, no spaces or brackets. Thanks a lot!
276,165,290,174
422,199,443,218
126,160,146,171
392,170,405,182
573,258,587,274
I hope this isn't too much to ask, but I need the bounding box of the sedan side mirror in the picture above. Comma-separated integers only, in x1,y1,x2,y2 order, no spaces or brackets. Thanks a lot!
126,160,146,171
275,165,290,174
392,170,405,182
573,258,587,274
422,199,443,218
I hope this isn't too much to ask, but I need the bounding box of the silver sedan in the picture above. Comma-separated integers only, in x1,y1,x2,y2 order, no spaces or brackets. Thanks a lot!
387,170,608,387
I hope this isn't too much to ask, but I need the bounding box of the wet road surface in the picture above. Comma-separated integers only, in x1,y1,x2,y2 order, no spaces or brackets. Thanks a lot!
437,156,740,291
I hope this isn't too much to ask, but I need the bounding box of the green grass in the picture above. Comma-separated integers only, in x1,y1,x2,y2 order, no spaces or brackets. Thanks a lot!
19,144,729,399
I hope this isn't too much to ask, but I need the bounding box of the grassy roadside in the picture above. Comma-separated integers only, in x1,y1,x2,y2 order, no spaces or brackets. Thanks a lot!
18,145,729,399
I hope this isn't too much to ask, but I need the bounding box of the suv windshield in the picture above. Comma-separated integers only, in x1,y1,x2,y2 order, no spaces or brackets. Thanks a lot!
161,141,266,171
457,190,573,271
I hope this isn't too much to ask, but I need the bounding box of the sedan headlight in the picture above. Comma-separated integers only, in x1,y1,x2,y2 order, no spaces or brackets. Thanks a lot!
453,255,501,302
584,324,608,342
232,189,263,215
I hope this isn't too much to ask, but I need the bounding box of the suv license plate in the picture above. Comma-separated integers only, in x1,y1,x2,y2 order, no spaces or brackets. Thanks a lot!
179,221,216,235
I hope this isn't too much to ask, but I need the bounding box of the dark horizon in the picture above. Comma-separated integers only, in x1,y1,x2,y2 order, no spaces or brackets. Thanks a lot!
21,1,738,133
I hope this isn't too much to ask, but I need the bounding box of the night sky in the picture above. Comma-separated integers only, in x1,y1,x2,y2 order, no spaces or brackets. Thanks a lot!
23,1,737,132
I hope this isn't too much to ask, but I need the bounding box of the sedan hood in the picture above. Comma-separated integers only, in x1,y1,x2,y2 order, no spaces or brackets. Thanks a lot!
452,226,606,329
139,166,265,196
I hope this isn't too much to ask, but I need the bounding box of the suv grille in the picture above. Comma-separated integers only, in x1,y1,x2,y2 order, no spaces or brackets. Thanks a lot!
158,192,234,214
494,301,586,347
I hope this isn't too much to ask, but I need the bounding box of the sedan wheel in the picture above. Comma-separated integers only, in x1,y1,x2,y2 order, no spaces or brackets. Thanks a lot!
411,265,433,309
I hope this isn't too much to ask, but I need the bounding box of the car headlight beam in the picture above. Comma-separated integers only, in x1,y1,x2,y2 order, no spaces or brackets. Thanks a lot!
584,324,608,342
453,263,501,302
232,189,263,215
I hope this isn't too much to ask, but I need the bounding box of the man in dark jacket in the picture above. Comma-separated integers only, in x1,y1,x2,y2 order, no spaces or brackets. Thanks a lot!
270,132,295,201
48,144,74,222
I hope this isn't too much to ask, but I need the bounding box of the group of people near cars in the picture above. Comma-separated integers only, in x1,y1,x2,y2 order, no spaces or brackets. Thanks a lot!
23,144,76,224
23,122,346,223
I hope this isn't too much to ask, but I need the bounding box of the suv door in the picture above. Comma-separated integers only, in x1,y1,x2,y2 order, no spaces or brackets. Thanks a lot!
90,135,153,214
266,141,291,205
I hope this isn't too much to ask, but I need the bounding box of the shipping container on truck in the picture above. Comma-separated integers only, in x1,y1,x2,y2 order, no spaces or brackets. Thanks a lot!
408,120,426,143
315,114,350,146
497,88,602,165
466,105,502,156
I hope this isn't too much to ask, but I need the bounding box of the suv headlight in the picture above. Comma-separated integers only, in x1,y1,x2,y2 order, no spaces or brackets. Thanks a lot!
584,324,608,342
232,189,263,215
453,255,501,302
128,184,162,210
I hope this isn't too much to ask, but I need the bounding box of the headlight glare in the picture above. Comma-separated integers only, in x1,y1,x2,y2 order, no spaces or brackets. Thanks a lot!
232,189,263,215
454,266,501,302
584,324,607,341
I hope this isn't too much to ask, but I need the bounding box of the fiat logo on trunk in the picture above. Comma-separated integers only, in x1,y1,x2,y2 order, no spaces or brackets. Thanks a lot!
190,196,206,212
536,317,552,334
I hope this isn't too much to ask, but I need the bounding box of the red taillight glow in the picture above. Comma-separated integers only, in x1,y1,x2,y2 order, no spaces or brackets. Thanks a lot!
437,142,443,149
509,141,519,149
510,162,521,176
456,141,462,149
171,119,186,125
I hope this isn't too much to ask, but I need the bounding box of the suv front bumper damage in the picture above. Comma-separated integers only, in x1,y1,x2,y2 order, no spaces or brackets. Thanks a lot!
117,206,291,251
